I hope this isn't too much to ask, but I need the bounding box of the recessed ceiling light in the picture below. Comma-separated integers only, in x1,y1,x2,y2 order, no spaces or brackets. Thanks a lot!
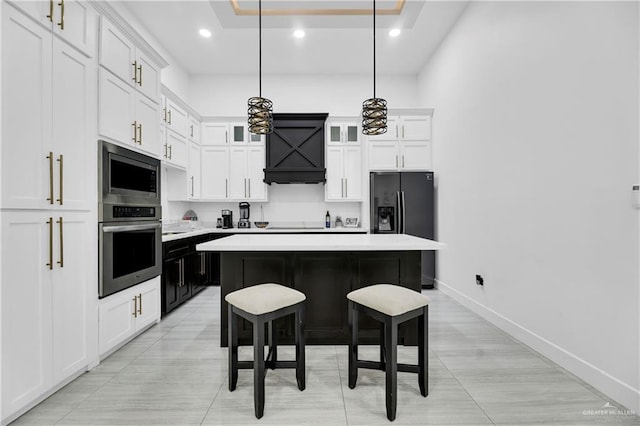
199,28,212,38
389,28,401,37
293,29,305,39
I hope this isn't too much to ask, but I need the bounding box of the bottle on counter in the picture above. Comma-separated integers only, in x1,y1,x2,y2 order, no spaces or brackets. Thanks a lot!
335,216,343,228
325,211,331,228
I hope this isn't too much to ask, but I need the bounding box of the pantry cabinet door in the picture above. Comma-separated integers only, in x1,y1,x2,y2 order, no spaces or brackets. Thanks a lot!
1,213,53,415
1,7,52,209
52,0,96,57
52,38,94,210
99,18,136,85
136,51,160,103
325,147,344,200
228,147,248,199
136,95,161,157
52,214,90,383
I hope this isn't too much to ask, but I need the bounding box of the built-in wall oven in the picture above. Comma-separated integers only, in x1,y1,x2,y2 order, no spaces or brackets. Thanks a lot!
99,141,162,298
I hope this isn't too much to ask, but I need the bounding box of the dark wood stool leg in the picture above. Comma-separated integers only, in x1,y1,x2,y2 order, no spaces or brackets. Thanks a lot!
295,303,306,391
418,306,428,397
253,317,266,419
268,319,277,369
228,305,238,392
384,317,398,422
380,322,386,367
348,301,358,389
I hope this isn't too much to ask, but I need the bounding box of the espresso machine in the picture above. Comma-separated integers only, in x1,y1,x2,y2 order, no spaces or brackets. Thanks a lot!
221,209,233,229
238,202,251,228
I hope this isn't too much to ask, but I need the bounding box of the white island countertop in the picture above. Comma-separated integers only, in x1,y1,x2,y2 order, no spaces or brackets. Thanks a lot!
196,233,445,252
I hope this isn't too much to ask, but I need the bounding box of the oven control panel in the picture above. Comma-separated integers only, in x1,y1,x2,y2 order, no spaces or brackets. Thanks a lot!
113,206,157,218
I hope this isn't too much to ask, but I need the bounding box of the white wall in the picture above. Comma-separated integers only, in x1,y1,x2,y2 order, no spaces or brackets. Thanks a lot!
189,74,419,117
418,1,639,412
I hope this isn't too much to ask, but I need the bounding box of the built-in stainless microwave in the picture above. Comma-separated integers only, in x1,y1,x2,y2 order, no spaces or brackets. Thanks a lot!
99,140,161,222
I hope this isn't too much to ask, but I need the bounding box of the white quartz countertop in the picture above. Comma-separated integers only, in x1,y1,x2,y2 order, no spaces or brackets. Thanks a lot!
196,233,445,252
162,226,365,242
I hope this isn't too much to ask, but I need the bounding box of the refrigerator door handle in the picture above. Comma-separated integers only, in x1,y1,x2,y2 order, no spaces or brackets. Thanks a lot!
396,191,402,233
401,191,407,234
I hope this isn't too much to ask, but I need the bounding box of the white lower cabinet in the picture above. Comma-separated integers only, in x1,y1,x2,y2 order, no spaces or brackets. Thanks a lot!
98,276,160,356
326,146,362,201
201,146,229,200
1,211,92,418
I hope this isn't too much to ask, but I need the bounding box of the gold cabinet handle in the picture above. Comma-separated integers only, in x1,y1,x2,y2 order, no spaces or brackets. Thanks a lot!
225,130,228,144
132,121,137,143
138,294,142,315
46,152,54,204
345,178,348,198
47,0,54,22
137,64,143,86
402,155,405,168
395,125,398,138
190,176,194,196
56,217,63,267
46,217,53,270
162,107,167,123
132,60,138,83
402,125,405,139
57,0,64,30
137,123,142,144
56,154,63,205
248,179,251,198
168,110,172,125
395,155,398,168
132,296,138,318
168,144,172,159
190,125,194,138
225,178,228,198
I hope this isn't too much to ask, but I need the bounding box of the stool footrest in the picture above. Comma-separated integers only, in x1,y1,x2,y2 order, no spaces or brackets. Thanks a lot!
237,360,299,370
357,360,420,374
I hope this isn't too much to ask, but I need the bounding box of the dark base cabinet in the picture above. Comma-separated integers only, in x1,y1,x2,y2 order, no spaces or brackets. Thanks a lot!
220,250,421,346
162,234,224,316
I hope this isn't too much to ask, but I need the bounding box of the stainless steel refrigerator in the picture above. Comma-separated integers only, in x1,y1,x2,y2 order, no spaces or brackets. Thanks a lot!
370,172,435,288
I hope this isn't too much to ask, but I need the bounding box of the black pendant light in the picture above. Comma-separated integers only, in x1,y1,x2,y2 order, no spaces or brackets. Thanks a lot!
362,0,387,136
248,0,273,134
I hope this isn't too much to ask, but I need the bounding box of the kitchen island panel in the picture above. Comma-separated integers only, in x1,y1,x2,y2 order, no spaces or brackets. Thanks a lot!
219,251,422,346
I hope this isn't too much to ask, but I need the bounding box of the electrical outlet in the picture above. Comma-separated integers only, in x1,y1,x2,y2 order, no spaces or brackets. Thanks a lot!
475,274,484,286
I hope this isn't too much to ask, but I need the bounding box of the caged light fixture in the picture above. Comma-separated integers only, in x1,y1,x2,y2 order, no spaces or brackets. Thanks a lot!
248,0,273,134
361,0,387,136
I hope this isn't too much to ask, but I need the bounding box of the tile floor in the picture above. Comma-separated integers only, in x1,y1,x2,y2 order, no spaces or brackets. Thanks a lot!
12,287,640,425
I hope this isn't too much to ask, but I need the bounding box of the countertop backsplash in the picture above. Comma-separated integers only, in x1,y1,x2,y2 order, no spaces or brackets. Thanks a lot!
165,184,362,227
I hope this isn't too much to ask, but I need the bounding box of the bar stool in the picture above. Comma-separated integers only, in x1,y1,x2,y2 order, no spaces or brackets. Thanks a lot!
225,283,306,419
347,284,430,421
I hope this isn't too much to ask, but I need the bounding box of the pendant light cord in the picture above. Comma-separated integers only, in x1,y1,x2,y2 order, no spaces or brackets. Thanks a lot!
373,0,376,99
259,0,262,97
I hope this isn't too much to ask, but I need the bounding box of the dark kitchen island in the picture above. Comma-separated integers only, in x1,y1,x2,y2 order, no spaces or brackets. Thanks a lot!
196,234,445,346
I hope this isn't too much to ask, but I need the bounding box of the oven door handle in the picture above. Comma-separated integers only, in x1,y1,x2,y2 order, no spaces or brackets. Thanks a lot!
102,222,161,233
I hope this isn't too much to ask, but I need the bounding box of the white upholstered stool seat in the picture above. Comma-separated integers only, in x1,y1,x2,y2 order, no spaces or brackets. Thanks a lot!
347,284,430,317
225,283,306,315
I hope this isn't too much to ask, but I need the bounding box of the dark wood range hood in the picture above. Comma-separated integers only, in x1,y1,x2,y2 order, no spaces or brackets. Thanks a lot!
263,113,328,184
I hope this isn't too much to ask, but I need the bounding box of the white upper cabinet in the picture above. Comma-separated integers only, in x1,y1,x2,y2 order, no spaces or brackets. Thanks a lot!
201,122,229,145
99,69,160,158
7,0,96,57
325,120,362,202
99,17,160,103
163,129,187,170
2,4,93,210
163,97,189,137
367,114,433,171
327,122,360,145
201,146,229,199
188,141,201,199
189,117,201,143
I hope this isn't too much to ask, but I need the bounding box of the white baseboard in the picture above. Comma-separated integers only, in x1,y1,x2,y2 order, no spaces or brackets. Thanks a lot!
435,280,640,414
